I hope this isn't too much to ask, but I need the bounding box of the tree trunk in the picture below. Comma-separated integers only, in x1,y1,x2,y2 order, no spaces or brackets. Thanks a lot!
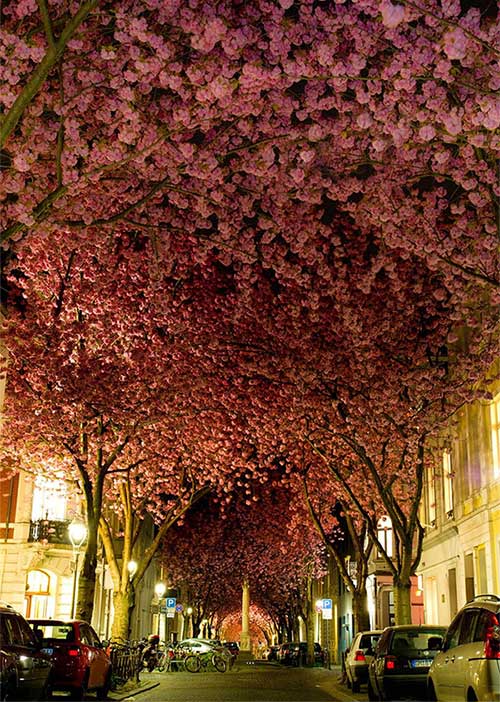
352,588,371,635
393,578,412,624
111,587,135,641
75,517,98,623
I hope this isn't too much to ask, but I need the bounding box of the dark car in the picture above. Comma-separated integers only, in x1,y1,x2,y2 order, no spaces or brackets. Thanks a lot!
265,644,280,661
277,642,297,665
0,603,52,701
368,624,446,701
29,618,111,700
223,641,239,658
289,642,324,667
344,630,383,692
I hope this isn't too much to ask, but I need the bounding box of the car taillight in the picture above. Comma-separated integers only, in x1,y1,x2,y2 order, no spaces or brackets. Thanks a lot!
354,650,366,662
484,617,500,660
68,647,80,657
385,655,397,671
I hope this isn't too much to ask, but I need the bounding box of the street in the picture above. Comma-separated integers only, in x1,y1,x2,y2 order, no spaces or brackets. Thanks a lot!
122,661,367,702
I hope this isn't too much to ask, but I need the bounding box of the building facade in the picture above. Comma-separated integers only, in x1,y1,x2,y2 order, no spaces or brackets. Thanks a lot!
418,389,500,625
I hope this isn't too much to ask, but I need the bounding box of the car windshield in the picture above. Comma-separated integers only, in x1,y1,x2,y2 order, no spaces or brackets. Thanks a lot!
31,623,74,641
392,630,445,654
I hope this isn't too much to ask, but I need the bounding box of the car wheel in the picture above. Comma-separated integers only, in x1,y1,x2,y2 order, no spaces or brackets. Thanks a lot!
1,674,17,702
96,668,112,700
427,680,437,702
71,670,89,701
352,679,361,693
367,679,379,701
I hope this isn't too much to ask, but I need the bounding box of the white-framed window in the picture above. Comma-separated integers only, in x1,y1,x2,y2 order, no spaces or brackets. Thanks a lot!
443,449,454,517
425,464,436,527
377,515,393,557
491,394,500,480
31,476,68,521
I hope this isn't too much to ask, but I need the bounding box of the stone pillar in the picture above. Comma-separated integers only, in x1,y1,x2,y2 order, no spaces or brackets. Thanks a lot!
240,580,251,651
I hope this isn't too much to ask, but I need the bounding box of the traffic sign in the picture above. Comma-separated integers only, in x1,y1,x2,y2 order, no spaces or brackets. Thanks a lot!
175,603,183,613
322,598,333,619
166,597,176,609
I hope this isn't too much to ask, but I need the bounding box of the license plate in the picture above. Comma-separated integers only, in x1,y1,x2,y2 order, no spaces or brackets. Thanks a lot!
411,659,429,668
41,648,53,655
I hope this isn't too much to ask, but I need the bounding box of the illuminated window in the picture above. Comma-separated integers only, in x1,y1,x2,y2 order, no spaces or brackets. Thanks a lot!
491,394,500,480
443,449,454,517
425,464,436,526
31,476,67,521
377,515,393,558
25,569,51,619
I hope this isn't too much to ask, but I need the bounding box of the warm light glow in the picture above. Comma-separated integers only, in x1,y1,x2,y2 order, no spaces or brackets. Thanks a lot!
31,476,67,521
127,561,138,577
315,599,323,609
68,518,87,549
187,607,193,615
155,582,166,598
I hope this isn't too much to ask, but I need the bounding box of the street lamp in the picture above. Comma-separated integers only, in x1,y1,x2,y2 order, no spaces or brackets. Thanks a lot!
127,560,138,579
68,518,87,619
155,583,166,637
186,607,193,638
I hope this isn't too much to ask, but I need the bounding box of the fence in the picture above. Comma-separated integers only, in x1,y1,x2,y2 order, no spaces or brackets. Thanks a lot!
109,645,142,689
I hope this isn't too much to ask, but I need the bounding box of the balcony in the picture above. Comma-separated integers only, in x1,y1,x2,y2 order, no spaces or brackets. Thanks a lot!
28,519,72,545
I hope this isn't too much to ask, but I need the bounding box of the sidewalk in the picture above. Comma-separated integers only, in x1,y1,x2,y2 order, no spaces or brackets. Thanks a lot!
107,679,160,701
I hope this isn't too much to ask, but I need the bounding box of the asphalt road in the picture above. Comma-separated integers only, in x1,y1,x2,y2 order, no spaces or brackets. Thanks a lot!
115,661,367,702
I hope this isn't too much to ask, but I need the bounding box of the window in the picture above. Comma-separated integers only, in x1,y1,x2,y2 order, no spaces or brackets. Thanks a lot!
458,609,479,645
491,394,500,480
25,569,51,619
476,545,488,594
31,476,67,521
425,464,436,526
377,515,393,557
443,615,461,650
443,449,454,517
465,553,475,601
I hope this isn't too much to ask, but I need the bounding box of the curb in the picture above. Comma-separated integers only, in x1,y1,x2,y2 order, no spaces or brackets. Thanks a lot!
108,682,160,701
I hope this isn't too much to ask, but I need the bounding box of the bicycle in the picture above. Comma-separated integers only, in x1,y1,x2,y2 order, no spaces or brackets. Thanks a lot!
187,648,228,673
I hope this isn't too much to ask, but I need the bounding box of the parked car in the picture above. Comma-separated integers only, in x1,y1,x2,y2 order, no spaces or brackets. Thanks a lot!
289,642,324,666
177,638,222,654
368,624,446,701
265,644,280,661
344,630,383,692
0,603,52,701
427,593,500,701
29,618,111,700
277,642,298,665
223,641,239,658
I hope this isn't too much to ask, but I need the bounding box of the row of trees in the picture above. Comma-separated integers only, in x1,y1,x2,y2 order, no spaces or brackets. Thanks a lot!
0,0,498,642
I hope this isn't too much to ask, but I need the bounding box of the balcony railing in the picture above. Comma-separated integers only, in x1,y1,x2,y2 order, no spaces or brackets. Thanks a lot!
28,519,72,545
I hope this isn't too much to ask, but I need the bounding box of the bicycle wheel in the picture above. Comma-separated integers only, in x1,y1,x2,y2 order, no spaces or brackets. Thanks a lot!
185,654,201,673
157,653,167,672
212,654,227,673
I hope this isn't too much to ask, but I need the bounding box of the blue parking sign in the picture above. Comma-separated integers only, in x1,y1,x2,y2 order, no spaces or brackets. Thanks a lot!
322,598,332,609
166,597,176,609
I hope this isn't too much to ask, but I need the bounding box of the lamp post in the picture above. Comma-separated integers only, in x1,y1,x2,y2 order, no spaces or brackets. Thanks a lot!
68,518,87,619
155,582,166,638
186,607,193,639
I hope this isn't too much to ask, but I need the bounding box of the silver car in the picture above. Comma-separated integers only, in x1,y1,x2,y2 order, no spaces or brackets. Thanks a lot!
428,594,500,701
344,630,383,692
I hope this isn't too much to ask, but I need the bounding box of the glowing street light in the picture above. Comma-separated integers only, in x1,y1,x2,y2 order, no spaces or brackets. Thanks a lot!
68,518,87,619
154,582,166,637
127,560,138,578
